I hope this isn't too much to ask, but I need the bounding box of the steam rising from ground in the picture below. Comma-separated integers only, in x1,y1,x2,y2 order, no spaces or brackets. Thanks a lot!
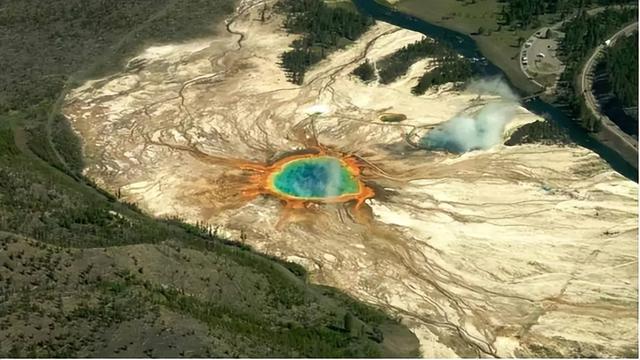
323,159,347,197
466,77,518,101
420,78,519,153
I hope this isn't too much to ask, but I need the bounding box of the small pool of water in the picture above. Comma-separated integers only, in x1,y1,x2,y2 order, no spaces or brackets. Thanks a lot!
269,156,360,199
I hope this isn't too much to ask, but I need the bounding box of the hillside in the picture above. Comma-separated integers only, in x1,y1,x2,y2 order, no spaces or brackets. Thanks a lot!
0,232,418,357
0,0,419,357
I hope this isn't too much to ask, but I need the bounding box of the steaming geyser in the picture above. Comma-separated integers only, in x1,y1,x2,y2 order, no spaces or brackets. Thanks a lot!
419,78,520,153
420,102,517,153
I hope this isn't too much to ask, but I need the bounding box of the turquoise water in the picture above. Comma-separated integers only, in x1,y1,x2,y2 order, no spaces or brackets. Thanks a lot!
271,157,359,199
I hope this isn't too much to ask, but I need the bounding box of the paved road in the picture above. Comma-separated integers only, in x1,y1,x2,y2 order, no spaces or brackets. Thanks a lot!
579,21,638,153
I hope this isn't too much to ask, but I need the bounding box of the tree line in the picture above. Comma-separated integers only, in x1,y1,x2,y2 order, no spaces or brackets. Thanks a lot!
499,0,634,28
377,38,452,84
556,6,637,131
276,0,374,84
604,32,638,108
350,38,474,94
505,119,572,145
351,60,376,83
411,56,473,95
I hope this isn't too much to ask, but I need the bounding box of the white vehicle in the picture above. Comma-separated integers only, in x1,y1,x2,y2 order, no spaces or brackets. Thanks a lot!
537,53,546,58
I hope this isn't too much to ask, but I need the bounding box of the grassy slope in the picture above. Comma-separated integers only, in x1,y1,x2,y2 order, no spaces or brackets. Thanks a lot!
395,0,547,95
0,0,419,357
0,232,419,357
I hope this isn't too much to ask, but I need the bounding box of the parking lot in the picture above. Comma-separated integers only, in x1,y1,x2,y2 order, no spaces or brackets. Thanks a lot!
520,27,565,84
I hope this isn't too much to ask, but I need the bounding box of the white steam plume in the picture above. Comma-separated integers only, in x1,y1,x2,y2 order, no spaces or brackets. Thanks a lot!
420,78,520,153
465,76,518,101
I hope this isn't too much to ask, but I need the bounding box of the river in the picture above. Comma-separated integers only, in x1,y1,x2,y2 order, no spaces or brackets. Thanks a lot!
352,0,637,182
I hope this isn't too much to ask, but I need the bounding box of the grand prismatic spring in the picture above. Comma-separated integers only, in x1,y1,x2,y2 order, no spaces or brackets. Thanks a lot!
245,153,375,208
149,138,381,226
60,2,638,355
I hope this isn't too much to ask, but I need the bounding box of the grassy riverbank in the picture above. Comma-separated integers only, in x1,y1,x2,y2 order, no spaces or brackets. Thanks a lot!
392,0,550,95
373,0,638,174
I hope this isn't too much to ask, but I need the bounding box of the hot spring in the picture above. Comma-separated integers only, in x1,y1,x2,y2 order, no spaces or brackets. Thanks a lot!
268,156,361,200
235,152,375,210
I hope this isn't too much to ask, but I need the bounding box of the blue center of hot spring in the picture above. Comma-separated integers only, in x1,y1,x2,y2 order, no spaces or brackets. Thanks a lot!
271,157,359,199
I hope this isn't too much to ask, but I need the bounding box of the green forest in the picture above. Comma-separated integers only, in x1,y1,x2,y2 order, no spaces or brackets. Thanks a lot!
0,0,417,357
411,56,473,95
604,32,638,108
556,6,637,131
505,119,572,146
352,60,377,82
377,38,451,84
349,37,473,93
560,7,636,60
276,0,374,84
500,0,634,28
